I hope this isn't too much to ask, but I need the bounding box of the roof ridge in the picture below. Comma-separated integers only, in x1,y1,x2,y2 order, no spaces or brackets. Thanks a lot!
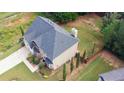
38,16,55,29
39,16,71,37
29,17,54,40
50,30,57,60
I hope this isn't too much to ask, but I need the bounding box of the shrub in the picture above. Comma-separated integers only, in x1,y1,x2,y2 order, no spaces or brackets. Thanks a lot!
39,63,45,69
76,52,80,68
70,58,74,73
81,50,86,63
27,54,40,65
32,57,40,65
19,26,24,36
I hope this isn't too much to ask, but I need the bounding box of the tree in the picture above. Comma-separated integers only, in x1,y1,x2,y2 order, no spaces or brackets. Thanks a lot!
91,43,96,55
32,56,35,64
81,50,86,63
70,58,74,73
38,12,78,23
103,18,124,60
19,26,24,36
63,63,66,81
102,12,121,32
76,52,80,68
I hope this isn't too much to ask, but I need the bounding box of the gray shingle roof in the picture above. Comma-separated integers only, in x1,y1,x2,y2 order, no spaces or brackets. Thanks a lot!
24,16,78,61
99,68,124,81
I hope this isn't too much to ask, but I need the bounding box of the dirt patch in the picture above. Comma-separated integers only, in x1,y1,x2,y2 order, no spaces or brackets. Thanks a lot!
5,13,33,27
100,50,124,69
66,14,101,32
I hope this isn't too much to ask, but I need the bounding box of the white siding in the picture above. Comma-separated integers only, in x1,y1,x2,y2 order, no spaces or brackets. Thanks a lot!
52,42,78,70
23,38,34,54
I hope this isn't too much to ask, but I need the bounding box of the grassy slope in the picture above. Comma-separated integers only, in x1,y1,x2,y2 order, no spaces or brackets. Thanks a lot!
0,62,41,81
0,13,36,60
0,13,16,20
64,15,103,57
77,57,113,81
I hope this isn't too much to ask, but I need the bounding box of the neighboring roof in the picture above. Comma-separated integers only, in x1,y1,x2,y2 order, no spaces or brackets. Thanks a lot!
99,68,124,81
24,16,78,61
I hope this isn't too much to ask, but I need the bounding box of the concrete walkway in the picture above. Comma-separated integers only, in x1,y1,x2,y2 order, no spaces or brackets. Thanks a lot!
0,47,37,75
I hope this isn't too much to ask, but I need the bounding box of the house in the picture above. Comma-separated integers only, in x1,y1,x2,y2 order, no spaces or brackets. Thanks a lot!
24,16,79,70
98,68,124,81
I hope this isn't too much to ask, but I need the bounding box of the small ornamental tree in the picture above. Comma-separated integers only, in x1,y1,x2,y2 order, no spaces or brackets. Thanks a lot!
19,26,25,46
76,52,80,68
32,56,35,64
20,26,24,36
92,43,96,55
70,58,74,73
63,63,67,81
81,50,86,63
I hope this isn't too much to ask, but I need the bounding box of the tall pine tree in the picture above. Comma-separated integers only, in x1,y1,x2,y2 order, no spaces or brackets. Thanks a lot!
76,52,80,68
63,63,66,81
70,58,74,73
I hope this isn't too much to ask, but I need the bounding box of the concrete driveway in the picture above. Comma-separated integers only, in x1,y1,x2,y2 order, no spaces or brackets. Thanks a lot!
0,47,38,75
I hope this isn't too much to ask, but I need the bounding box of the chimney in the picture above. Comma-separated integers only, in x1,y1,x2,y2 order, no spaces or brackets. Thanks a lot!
71,28,78,38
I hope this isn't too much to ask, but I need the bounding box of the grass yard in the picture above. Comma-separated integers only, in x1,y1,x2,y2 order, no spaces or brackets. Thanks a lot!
76,57,113,81
0,43,21,61
43,56,113,81
43,59,76,81
0,12,17,20
45,66,63,81
0,62,41,81
64,14,104,57
0,12,36,60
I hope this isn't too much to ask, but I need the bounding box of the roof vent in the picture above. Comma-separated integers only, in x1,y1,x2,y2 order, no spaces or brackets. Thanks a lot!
71,28,78,38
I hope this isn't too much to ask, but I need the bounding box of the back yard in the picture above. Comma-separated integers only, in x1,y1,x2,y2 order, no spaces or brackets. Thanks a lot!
41,56,113,81
43,14,117,81
64,14,104,57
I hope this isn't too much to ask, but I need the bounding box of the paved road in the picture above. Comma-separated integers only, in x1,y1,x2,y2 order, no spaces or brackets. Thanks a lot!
0,47,37,75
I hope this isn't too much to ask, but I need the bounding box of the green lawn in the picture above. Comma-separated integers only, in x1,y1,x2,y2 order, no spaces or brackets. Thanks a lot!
0,62,41,81
45,66,63,81
0,12,17,20
64,15,104,57
77,57,113,81
0,43,21,61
